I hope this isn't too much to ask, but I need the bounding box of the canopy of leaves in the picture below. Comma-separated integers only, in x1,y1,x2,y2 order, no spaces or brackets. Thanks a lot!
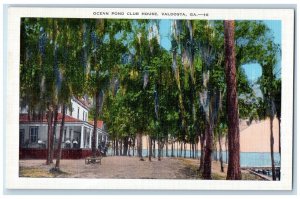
20,18,281,144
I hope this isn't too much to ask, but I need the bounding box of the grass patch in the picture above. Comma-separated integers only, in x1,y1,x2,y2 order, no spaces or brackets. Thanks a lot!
19,167,69,178
19,167,55,178
181,165,202,179
242,172,265,180
49,167,69,176
178,158,264,180
178,157,194,165
179,158,225,180
212,173,225,180
178,158,202,179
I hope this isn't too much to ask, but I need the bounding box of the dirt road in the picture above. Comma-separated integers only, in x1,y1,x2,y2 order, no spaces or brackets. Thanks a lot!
19,156,262,180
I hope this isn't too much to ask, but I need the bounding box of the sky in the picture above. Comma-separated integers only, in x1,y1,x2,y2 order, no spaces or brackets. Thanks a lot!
159,20,172,50
158,20,282,83
242,20,281,82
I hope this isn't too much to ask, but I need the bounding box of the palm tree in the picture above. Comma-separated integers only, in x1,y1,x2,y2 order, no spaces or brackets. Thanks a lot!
87,19,130,159
54,19,85,170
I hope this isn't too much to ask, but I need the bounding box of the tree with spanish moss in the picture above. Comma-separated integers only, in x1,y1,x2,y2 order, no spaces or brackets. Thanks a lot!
258,40,281,181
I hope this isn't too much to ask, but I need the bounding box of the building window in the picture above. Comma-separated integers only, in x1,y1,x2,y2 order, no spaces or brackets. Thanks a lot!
83,111,85,121
77,107,79,119
29,127,38,143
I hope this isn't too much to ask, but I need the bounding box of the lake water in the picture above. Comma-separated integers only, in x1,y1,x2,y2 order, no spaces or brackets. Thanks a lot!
107,149,280,167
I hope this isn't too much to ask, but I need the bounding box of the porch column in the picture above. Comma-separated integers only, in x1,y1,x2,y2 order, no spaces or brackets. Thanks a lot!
66,126,70,140
89,128,92,148
70,128,74,148
70,128,74,141
80,126,84,148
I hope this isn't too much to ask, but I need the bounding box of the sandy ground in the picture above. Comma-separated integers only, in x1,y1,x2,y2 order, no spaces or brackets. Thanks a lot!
19,156,262,180
20,157,198,179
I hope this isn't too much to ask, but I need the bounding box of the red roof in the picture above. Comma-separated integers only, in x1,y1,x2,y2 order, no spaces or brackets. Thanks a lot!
88,120,103,129
20,113,82,123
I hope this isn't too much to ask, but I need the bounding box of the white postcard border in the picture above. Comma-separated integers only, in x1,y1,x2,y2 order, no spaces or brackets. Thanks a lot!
5,7,295,190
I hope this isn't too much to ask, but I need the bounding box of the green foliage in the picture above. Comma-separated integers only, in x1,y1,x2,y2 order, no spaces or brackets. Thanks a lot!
258,39,281,119
20,18,281,147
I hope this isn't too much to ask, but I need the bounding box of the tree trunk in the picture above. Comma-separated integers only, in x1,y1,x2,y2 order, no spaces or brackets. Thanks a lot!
224,20,241,180
278,118,281,155
137,132,143,160
197,138,199,159
146,137,149,157
202,123,213,179
50,18,57,163
165,136,169,157
92,91,100,158
153,139,156,158
159,139,164,161
119,140,122,156
195,143,197,159
278,117,281,180
46,109,53,165
148,136,152,161
218,131,224,172
113,139,115,156
132,138,135,157
184,142,186,158
193,143,195,158
161,141,164,158
191,143,193,158
189,143,192,158
180,142,183,157
199,132,205,172
123,137,128,156
128,139,131,156
177,141,179,157
225,134,228,164
158,139,162,161
171,141,174,157
50,106,58,163
116,138,119,156
193,143,195,159
270,116,276,180
55,104,66,170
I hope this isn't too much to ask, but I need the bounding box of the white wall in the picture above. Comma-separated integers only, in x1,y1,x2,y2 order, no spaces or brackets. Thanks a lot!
68,99,89,121
19,124,48,148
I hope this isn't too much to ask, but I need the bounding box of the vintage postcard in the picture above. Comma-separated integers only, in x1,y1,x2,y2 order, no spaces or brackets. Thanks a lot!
5,7,294,190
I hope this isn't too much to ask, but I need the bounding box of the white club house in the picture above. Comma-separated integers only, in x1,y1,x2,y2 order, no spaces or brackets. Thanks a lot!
19,97,108,159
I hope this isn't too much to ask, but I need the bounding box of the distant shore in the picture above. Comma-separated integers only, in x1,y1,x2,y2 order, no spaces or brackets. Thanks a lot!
139,119,279,153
